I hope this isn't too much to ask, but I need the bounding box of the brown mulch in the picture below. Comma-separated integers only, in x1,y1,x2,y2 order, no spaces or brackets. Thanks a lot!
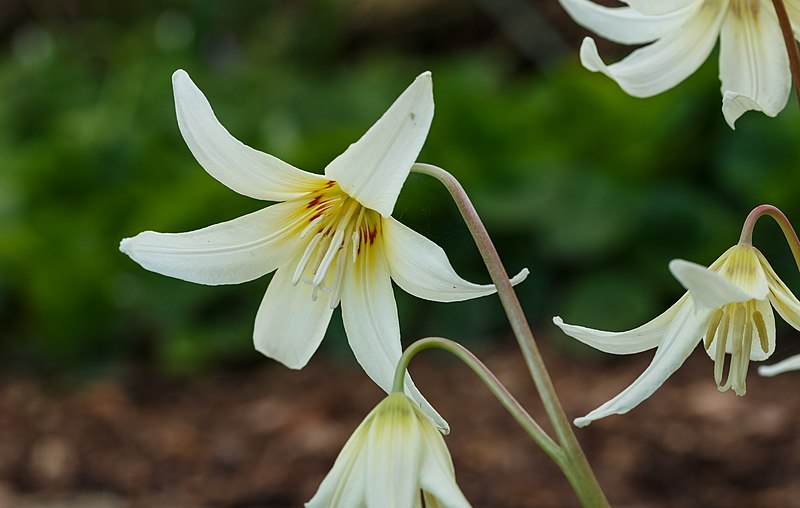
2,339,800,508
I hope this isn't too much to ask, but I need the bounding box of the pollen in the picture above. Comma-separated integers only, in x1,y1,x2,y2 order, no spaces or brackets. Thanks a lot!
288,182,380,308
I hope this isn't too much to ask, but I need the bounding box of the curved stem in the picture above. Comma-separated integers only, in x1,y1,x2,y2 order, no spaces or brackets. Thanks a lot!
412,163,609,508
393,336,565,466
772,0,800,107
739,204,800,270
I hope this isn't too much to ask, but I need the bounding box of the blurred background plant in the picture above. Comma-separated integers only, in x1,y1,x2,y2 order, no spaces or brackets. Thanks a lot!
2,0,800,380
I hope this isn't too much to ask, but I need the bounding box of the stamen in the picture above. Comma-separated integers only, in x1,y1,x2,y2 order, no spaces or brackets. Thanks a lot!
313,228,345,288
753,310,769,353
722,304,745,393
299,214,325,239
714,311,730,387
329,248,348,310
292,232,324,286
736,311,754,396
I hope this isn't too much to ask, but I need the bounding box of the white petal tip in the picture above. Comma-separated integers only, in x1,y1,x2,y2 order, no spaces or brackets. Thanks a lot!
172,68,190,83
254,342,307,371
119,237,132,254
552,315,565,327
510,268,530,285
579,37,603,73
574,416,592,428
757,365,780,377
722,91,779,131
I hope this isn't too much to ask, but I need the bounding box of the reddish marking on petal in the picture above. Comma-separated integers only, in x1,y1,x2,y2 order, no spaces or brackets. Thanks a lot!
306,195,322,209
325,180,336,189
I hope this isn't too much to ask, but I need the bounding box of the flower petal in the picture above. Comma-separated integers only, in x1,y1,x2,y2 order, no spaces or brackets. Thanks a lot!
758,249,800,331
173,69,327,201
559,0,692,44
624,0,697,15
719,4,791,128
759,354,800,377
253,262,335,369
305,419,369,508
574,302,709,427
341,240,449,433
553,295,688,355
418,421,471,508
669,258,765,308
579,3,724,97
324,72,433,217
365,396,421,508
120,202,301,285
382,217,528,303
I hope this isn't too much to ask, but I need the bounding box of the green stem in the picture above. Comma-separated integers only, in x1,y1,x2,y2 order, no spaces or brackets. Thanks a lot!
739,204,800,270
412,163,609,508
772,0,800,107
392,336,565,466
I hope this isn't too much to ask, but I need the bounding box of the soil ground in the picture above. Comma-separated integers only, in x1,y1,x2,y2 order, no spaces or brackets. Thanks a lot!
3,339,800,508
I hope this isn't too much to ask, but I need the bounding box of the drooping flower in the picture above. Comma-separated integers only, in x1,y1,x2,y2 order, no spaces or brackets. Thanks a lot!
559,0,795,128
120,70,527,432
554,243,800,427
306,392,471,508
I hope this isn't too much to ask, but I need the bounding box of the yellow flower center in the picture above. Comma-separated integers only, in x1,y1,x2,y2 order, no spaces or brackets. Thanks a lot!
703,300,769,395
290,181,380,307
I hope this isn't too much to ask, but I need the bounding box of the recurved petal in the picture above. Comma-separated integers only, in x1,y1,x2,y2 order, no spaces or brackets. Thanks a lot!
324,72,433,218
624,0,697,15
669,258,765,308
418,422,471,508
253,262,335,370
553,295,688,355
173,69,327,201
341,240,449,433
120,203,301,285
559,0,692,44
758,250,800,331
382,217,528,303
720,4,791,128
579,3,724,97
759,354,800,377
574,303,709,427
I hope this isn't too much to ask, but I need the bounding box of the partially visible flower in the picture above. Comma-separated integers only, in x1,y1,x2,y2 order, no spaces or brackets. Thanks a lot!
306,393,471,508
759,354,800,377
559,0,794,128
554,243,800,427
120,70,527,433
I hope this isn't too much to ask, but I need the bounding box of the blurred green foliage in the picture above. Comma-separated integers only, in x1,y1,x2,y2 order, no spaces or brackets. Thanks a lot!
2,2,800,376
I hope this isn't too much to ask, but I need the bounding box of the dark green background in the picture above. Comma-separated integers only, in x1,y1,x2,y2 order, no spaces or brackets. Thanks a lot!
2,0,800,377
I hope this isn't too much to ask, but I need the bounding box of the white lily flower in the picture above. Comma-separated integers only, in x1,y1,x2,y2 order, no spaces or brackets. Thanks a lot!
120,70,528,433
306,393,471,508
554,243,800,427
559,0,794,128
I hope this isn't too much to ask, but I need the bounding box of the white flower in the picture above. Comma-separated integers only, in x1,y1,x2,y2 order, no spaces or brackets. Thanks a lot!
120,70,527,432
554,243,800,427
559,0,795,128
306,393,471,508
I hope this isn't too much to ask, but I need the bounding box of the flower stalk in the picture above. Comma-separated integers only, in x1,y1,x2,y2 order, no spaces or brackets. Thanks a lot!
392,336,563,465
772,0,800,107
739,204,800,271
411,163,609,508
